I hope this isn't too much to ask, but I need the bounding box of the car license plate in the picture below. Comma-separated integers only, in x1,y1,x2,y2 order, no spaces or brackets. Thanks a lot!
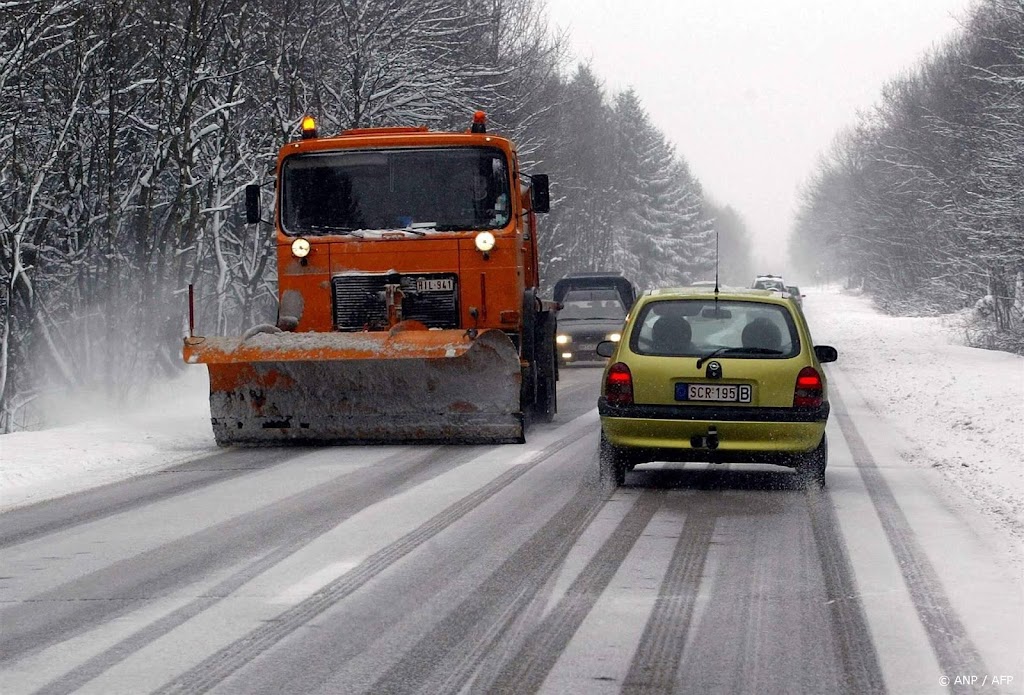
675,383,752,403
417,277,454,292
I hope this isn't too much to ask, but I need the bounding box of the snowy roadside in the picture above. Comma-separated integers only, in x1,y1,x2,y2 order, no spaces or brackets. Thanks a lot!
806,285,1024,555
0,370,218,512
1,287,1021,550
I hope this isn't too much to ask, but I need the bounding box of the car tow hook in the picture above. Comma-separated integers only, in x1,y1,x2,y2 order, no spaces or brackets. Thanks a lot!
690,426,719,450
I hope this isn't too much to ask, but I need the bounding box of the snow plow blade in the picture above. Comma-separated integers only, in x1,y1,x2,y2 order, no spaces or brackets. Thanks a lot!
183,327,524,446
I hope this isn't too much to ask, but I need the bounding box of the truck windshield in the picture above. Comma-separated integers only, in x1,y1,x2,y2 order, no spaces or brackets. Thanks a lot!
281,147,512,235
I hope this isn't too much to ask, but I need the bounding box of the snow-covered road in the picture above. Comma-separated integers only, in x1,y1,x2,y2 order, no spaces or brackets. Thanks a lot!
4,286,1020,554
0,286,1021,694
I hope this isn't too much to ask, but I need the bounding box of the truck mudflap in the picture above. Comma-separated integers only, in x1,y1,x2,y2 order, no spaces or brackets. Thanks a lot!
182,326,524,446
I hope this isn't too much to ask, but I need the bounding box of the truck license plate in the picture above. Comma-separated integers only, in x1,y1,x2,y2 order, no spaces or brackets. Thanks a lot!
675,383,752,403
417,278,454,292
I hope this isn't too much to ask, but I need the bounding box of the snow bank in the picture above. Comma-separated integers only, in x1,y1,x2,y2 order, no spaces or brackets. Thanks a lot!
0,369,217,511
807,286,1024,548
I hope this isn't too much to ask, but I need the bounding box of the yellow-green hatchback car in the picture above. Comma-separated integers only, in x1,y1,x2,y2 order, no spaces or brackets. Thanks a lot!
596,287,838,487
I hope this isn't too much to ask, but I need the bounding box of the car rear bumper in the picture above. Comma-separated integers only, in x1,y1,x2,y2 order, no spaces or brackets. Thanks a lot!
598,398,829,422
598,398,828,462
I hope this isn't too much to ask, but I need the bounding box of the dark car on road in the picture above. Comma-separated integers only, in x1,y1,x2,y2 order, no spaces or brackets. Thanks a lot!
553,273,637,366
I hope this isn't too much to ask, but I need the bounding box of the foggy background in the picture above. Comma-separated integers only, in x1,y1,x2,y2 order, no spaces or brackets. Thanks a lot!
546,0,976,273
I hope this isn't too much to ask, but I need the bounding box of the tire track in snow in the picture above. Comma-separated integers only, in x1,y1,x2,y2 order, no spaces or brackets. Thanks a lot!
152,422,598,695
366,476,606,694
469,490,666,694
11,444,484,685
805,485,888,694
0,448,294,548
830,387,994,695
620,502,716,693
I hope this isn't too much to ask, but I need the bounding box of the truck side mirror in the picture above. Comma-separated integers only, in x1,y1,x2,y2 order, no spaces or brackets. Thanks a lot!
530,174,550,214
245,184,261,224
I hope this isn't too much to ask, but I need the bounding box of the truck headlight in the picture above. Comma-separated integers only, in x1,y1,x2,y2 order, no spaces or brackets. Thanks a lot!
556,334,570,345
608,332,621,342
474,232,495,253
291,238,311,258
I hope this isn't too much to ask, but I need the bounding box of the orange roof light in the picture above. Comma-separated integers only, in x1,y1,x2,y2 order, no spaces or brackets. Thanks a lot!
300,115,318,139
471,110,486,133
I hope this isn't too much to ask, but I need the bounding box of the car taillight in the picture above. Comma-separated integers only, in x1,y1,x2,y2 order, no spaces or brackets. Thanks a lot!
605,362,633,405
794,366,823,408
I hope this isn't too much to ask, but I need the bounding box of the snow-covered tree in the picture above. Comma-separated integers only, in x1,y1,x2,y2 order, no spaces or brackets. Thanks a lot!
791,0,1023,351
0,0,722,431
610,89,712,289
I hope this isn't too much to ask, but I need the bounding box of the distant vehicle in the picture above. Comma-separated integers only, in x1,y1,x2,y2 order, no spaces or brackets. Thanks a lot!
752,274,786,293
595,285,838,487
786,285,805,309
689,280,718,288
553,273,637,366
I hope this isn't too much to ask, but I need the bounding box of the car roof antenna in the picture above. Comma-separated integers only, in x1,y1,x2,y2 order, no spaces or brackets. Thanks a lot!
713,226,720,306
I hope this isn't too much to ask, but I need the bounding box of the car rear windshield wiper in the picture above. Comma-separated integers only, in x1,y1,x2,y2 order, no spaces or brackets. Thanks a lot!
696,346,783,369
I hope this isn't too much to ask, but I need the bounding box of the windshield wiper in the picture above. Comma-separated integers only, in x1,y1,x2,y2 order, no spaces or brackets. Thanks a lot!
696,346,782,369
306,224,355,235
431,222,499,232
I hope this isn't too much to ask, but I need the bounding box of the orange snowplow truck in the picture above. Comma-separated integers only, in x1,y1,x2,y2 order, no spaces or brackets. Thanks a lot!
183,112,558,446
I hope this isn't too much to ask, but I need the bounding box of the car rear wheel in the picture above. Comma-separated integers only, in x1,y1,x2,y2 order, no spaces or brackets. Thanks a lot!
600,432,627,487
796,433,828,488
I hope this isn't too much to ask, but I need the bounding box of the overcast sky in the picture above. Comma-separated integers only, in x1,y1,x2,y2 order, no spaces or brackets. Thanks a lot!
544,0,977,275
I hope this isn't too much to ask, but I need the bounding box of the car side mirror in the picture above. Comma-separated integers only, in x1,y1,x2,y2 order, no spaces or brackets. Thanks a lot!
596,340,616,358
245,184,261,224
814,345,838,363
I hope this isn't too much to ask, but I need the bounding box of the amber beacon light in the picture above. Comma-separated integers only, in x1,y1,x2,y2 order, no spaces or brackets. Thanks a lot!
300,115,318,139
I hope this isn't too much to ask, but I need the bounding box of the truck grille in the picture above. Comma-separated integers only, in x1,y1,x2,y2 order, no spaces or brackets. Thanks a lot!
331,273,460,330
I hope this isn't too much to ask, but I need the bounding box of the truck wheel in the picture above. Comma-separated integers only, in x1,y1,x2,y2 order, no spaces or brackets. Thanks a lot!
534,352,556,422
532,312,557,423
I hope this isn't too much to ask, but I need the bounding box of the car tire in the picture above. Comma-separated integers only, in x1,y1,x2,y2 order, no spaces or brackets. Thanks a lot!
796,434,828,488
600,432,627,487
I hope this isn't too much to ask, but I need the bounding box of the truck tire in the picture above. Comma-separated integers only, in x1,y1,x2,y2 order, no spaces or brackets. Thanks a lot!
533,312,557,423
520,290,538,408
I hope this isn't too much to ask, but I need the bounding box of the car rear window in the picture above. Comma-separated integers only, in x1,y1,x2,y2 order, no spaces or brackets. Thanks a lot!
630,299,800,358
753,279,786,291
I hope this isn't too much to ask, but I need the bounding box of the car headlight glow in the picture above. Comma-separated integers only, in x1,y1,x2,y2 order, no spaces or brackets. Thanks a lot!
291,238,311,258
556,334,570,345
474,232,496,253
608,332,621,342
